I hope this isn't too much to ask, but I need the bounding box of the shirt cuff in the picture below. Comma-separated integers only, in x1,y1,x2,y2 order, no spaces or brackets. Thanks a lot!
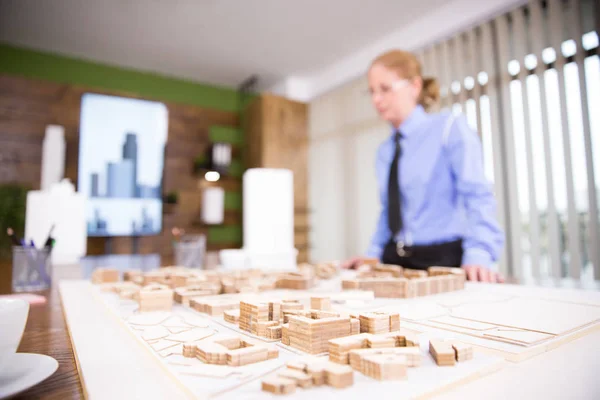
462,248,495,270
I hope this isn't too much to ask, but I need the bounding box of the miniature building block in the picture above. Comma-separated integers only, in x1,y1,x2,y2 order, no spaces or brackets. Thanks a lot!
362,354,408,380
351,318,360,335
306,363,326,386
281,324,290,345
366,335,396,349
190,297,239,316
270,301,281,322
196,342,228,365
227,345,269,366
329,333,370,364
324,362,354,388
342,264,466,298
91,268,119,284
276,273,314,290
311,296,332,311
183,342,196,358
287,315,354,354
403,269,428,279
173,286,214,306
278,369,313,388
196,336,278,366
123,270,142,282
223,309,240,324
452,342,473,362
137,284,173,312
262,377,297,395
359,312,400,334
268,326,282,340
349,347,421,371
361,257,380,267
429,339,456,366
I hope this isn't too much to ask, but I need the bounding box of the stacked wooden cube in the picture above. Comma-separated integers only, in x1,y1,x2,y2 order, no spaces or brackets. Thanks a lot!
275,272,314,290
329,333,370,364
429,339,456,366
182,342,197,358
223,309,240,324
280,300,305,323
267,326,282,340
403,269,428,279
361,354,408,380
91,268,119,284
123,269,142,282
310,296,331,311
262,359,355,395
329,332,420,367
195,342,229,365
239,301,270,335
173,286,214,306
278,369,313,388
194,337,278,366
287,315,354,354
359,312,400,334
190,296,240,316
281,323,290,345
227,346,270,366
349,347,421,370
452,342,474,362
136,283,173,312
342,265,467,298
261,377,297,395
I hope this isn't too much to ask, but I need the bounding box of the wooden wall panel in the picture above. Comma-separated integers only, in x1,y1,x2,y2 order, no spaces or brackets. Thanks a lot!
245,94,310,263
0,74,240,261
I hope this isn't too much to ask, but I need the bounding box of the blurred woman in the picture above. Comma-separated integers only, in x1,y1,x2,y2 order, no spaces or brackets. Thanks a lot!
343,50,504,283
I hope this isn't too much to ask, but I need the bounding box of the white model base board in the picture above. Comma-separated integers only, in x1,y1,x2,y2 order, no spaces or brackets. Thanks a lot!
60,280,504,400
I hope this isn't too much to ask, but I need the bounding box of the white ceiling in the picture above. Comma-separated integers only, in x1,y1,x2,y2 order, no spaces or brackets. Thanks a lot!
0,1,449,86
0,0,520,100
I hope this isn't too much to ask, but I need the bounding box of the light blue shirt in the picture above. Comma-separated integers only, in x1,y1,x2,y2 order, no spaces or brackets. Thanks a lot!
366,105,504,270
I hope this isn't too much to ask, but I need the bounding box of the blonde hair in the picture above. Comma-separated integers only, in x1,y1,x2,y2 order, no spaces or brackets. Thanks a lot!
370,50,440,111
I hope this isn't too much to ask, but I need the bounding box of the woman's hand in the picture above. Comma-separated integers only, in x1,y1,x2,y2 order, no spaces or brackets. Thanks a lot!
341,256,365,270
461,265,504,283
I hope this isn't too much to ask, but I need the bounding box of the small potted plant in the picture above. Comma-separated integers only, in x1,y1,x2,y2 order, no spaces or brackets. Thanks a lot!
163,191,179,214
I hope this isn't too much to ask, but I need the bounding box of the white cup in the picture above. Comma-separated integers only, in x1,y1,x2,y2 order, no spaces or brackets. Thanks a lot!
0,298,30,373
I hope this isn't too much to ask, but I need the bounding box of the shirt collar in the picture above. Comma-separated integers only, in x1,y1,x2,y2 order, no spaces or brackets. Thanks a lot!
390,105,427,139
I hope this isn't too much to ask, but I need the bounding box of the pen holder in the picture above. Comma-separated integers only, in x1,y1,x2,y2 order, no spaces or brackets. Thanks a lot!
173,234,206,269
11,246,53,292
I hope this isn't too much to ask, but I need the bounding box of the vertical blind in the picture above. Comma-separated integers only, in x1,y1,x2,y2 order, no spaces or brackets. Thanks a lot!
417,0,600,282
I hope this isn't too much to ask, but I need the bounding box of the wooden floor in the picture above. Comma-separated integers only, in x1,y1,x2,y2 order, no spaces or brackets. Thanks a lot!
0,260,84,399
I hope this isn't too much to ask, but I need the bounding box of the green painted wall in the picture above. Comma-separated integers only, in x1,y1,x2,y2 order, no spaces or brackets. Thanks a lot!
0,43,239,112
207,226,243,245
0,43,246,245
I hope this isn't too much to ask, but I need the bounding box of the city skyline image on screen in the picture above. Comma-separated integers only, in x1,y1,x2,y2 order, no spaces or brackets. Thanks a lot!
78,93,168,237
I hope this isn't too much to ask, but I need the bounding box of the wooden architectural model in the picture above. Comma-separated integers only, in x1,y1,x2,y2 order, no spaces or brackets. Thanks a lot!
298,262,339,280
329,332,419,365
182,335,278,366
286,314,360,354
136,283,174,312
173,285,216,306
429,340,474,366
91,267,119,284
358,311,400,334
262,359,354,394
342,265,466,298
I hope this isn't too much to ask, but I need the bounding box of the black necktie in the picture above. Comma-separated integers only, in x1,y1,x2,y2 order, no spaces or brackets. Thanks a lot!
388,130,402,238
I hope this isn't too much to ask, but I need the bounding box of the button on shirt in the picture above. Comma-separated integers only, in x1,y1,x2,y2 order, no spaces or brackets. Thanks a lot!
366,105,504,270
